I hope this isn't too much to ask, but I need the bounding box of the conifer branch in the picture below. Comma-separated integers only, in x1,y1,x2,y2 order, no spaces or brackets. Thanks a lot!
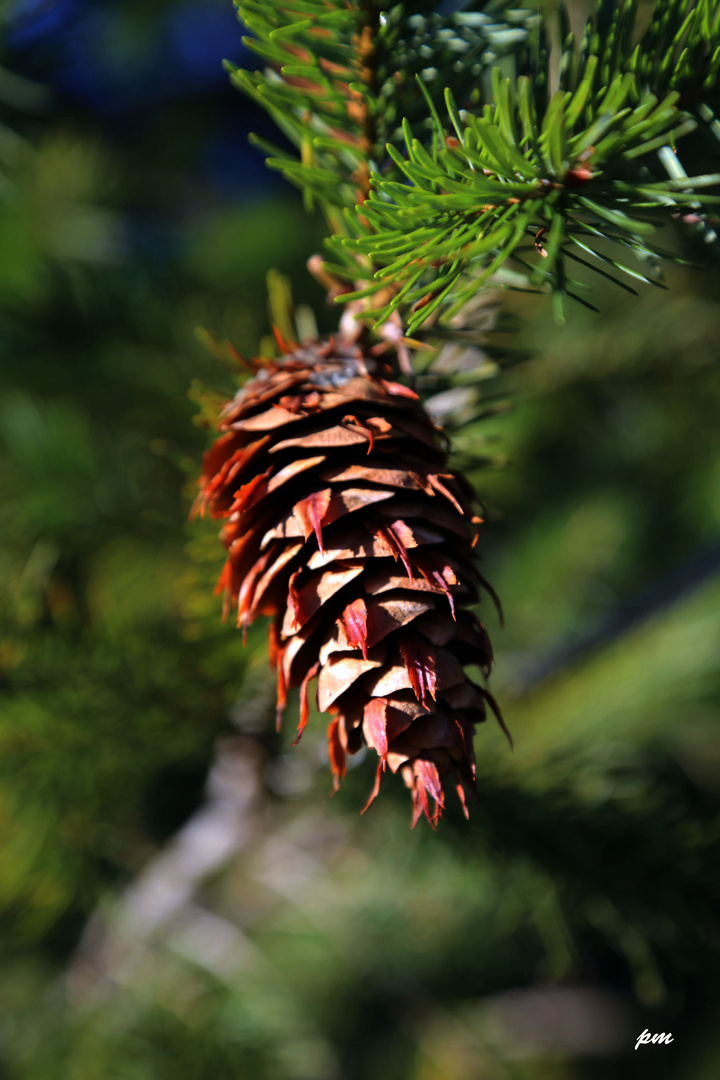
229,1,534,217
350,0,380,206
330,0,720,332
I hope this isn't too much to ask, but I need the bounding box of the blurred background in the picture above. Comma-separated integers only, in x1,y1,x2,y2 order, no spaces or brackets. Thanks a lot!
0,1,719,1077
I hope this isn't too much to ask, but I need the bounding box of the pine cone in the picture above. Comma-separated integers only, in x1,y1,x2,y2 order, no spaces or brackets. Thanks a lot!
197,336,504,826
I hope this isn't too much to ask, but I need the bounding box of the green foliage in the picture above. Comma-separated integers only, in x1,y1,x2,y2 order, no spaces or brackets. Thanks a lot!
625,0,720,97
334,11,720,331
233,0,720,336
230,0,533,214
339,81,718,331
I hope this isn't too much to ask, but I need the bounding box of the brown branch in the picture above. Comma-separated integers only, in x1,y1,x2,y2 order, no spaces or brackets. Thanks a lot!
350,0,381,208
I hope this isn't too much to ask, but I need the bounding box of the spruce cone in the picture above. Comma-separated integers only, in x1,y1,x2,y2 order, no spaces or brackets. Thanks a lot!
197,336,504,826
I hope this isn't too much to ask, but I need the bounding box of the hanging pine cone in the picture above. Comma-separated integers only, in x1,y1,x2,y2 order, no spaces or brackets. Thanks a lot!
197,335,505,826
